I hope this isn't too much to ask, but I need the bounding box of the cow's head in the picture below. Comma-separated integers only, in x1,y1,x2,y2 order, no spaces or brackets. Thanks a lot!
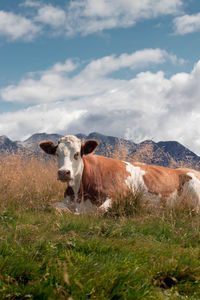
39,135,98,187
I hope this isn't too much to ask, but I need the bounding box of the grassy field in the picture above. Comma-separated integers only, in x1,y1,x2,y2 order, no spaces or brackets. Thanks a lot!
0,154,200,299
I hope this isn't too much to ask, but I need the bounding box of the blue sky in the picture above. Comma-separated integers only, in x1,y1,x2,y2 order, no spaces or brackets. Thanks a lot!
0,0,200,154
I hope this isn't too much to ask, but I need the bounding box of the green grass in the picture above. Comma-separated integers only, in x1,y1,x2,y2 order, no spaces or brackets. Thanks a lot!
0,206,200,299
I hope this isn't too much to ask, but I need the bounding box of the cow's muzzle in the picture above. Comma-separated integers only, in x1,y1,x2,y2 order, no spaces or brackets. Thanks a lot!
57,169,72,181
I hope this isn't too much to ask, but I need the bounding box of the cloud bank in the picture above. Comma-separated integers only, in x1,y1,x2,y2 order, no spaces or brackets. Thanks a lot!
65,0,183,36
1,49,181,103
4,0,200,41
0,48,200,155
0,0,184,41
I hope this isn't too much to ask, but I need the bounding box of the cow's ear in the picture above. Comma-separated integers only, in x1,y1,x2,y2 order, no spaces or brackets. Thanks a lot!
39,140,57,155
81,139,98,155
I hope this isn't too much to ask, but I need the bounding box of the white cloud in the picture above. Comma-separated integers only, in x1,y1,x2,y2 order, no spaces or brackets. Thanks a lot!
0,10,40,41
1,62,200,153
0,70,169,141
35,4,67,28
1,50,200,154
49,59,79,73
0,104,87,141
0,49,181,103
0,0,184,41
20,0,41,7
21,0,41,7
173,12,200,35
81,49,183,78
66,0,183,36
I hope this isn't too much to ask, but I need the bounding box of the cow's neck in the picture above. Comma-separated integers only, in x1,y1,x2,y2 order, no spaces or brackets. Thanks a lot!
69,173,83,195
64,155,106,205
80,155,106,204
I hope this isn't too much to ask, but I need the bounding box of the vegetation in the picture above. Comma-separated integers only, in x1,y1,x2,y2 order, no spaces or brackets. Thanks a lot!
0,153,200,299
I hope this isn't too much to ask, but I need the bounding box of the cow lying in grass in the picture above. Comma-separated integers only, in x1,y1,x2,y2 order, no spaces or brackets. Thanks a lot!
39,135,200,214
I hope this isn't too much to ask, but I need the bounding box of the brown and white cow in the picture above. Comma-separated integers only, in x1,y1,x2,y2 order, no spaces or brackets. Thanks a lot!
39,135,200,214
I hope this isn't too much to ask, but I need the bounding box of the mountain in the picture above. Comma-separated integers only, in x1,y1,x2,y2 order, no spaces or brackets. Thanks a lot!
18,133,63,154
0,132,200,169
0,135,23,153
157,141,199,165
81,133,200,168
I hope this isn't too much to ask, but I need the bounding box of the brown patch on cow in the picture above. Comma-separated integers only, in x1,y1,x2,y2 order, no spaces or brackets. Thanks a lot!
39,140,57,155
64,186,75,201
137,163,180,197
77,182,84,203
81,154,130,206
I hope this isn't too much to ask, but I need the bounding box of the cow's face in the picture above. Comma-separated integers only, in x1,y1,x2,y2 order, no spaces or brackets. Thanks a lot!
39,135,98,186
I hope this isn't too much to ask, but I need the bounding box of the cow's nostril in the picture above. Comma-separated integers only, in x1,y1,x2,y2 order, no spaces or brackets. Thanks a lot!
66,170,71,175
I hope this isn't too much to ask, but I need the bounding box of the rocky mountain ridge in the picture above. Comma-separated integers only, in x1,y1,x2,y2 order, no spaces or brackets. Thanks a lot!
0,132,199,169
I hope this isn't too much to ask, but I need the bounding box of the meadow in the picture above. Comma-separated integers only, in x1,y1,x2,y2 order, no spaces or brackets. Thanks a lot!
0,151,200,299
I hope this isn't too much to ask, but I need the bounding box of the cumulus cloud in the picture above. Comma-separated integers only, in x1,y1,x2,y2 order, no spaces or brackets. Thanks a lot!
1,49,200,154
173,12,200,35
0,0,184,41
0,10,40,41
34,4,67,28
0,49,182,103
66,0,183,36
21,0,41,7
0,103,87,141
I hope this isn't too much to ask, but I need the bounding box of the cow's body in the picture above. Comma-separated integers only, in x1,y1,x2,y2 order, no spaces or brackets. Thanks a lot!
39,135,200,214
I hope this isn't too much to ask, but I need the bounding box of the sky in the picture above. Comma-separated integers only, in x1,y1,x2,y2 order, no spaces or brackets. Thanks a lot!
0,0,200,154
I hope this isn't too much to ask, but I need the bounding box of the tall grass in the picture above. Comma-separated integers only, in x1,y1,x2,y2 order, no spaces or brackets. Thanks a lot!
0,153,64,210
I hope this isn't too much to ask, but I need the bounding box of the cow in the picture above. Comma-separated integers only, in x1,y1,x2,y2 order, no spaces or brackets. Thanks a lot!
39,135,200,214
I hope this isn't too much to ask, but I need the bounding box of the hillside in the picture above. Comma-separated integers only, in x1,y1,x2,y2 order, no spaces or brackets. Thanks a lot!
0,132,200,168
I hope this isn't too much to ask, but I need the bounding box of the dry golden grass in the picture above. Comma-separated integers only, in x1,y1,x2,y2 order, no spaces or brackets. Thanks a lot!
0,153,65,210
112,141,129,161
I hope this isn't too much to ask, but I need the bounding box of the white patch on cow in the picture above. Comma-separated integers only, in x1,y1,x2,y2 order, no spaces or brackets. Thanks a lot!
181,172,200,209
99,198,112,212
124,162,146,192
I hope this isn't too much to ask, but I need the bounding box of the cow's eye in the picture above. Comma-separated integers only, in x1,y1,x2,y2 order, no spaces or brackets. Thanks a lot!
74,152,79,160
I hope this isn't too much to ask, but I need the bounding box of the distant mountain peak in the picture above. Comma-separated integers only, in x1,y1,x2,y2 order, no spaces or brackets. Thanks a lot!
23,132,62,142
0,132,199,169
0,135,10,141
